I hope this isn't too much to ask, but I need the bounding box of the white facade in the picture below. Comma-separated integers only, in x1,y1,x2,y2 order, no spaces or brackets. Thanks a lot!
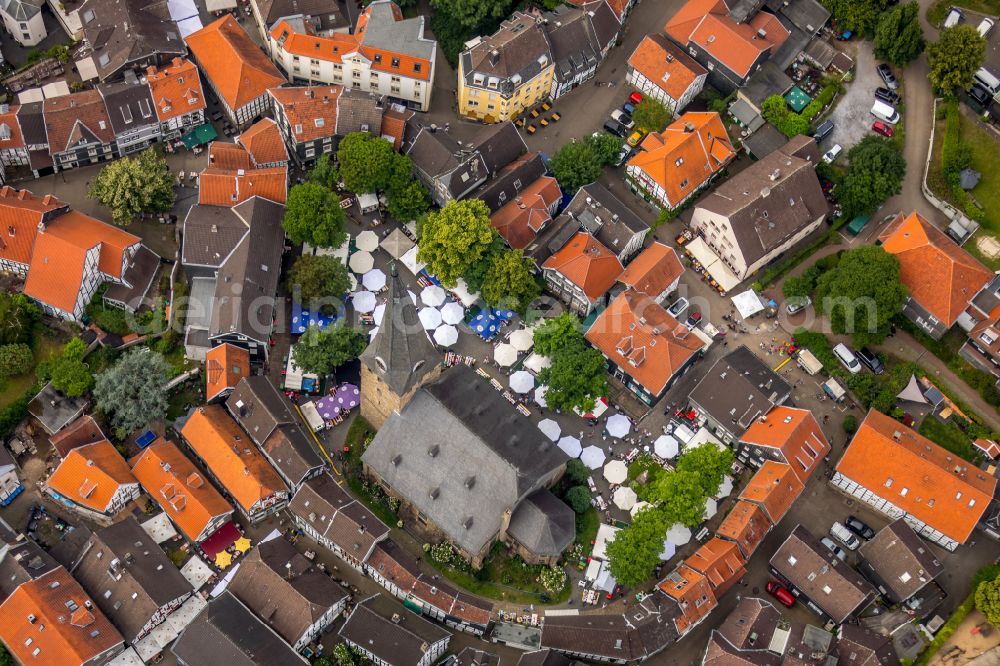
0,462,20,503
551,63,597,99
0,2,47,47
293,600,346,651
626,66,705,116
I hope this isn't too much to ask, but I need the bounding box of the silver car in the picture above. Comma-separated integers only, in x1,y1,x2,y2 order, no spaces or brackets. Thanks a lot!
820,537,847,562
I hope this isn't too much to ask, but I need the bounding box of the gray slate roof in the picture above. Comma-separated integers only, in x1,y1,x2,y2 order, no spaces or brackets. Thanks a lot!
456,647,501,666
16,102,47,146
339,595,450,664
472,152,548,213
172,591,307,665
360,0,435,61
289,473,389,559
253,0,351,32
98,79,158,134
743,122,787,160
362,365,566,555
360,265,437,396
460,13,551,96
506,489,575,557
0,0,42,22
79,0,186,81
857,519,943,603
564,182,648,257
103,245,160,311
543,2,619,84
181,201,257,268
335,90,383,136
0,538,60,602
740,62,793,109
766,0,830,35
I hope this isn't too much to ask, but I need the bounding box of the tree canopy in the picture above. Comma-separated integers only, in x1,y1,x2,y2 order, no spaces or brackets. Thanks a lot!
816,246,908,346
292,324,367,376
631,98,671,134
820,0,891,35
564,486,592,514
287,255,351,313
308,154,339,189
927,25,987,93
549,140,603,194
587,132,625,166
93,349,169,436
874,2,924,66
417,199,497,286
606,508,669,587
87,148,175,225
37,338,93,398
0,293,39,346
429,0,512,29
386,180,430,222
481,249,541,315
336,132,410,194
976,573,1000,627
282,182,348,248
461,235,506,295
533,312,583,356
0,344,33,378
761,96,811,138
537,342,607,412
675,445,735,498
838,136,906,217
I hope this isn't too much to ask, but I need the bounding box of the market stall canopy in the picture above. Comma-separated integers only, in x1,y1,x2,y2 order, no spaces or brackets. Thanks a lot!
509,328,534,352
180,122,218,149
353,291,376,313
603,460,628,484
704,497,718,519
538,418,561,442
420,285,446,307
418,307,442,330
534,385,548,407
433,325,458,347
451,278,479,307
581,445,606,470
716,475,734,498
510,370,534,393
373,303,386,325
659,539,676,561
666,523,692,545
613,486,637,510
470,309,500,340
592,523,620,560
349,251,374,274
401,246,425,275
653,435,679,459
440,302,464,325
606,413,631,438
630,501,651,517
524,353,552,374
557,436,581,458
362,269,386,291
685,237,741,292
355,230,379,252
494,343,518,367
380,228,415,259
731,289,766,319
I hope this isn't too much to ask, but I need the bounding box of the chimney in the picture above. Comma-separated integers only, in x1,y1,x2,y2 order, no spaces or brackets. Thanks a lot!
683,123,694,132
489,49,500,66
305,89,313,98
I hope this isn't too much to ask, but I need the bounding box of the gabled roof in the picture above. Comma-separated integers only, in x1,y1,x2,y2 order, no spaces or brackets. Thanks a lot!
542,232,623,301
47,440,136,514
288,473,389,562
586,289,702,396
339,595,450,664
49,415,106,459
740,406,830,483
835,410,996,544
489,175,561,249
627,112,734,208
334,89,383,136
684,537,746,596
354,1,435,79
185,15,286,111
179,405,287,514
460,12,552,92
43,90,115,154
145,58,206,123
738,460,804,524
657,564,717,634
97,79,158,135
199,144,288,207
474,152,548,213
129,439,234,543
628,34,707,101
180,198,254,268
506,489,576,557
717,499,770,559
269,85,342,144
253,0,351,32
0,186,67,268
617,242,684,296
0,104,26,150
78,0,186,81
205,343,250,402
237,118,288,167
879,212,993,327
857,518,943,603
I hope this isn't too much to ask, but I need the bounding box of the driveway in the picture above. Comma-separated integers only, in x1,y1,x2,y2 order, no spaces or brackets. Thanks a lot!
824,40,881,153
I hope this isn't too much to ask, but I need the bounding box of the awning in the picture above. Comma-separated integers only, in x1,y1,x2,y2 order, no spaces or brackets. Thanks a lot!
784,85,811,112
199,521,240,558
731,289,766,319
75,57,99,81
205,0,236,10
685,237,742,292
180,122,218,149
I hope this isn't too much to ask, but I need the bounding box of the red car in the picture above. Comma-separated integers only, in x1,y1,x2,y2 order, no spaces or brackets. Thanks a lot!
872,121,893,137
766,581,795,608
628,91,643,105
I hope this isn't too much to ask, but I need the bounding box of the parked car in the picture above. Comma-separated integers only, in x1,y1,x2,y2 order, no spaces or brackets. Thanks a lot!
624,102,636,115
786,296,811,314
812,119,834,143
874,87,899,105
820,537,848,562
611,109,635,130
766,581,795,607
627,130,644,147
977,17,994,37
833,343,861,374
944,7,963,28
629,91,643,105
969,83,992,107
830,521,862,550
822,144,843,164
686,311,702,330
878,63,898,90
614,143,633,167
846,516,876,540
871,121,894,137
603,120,627,137
856,347,884,374
667,297,689,318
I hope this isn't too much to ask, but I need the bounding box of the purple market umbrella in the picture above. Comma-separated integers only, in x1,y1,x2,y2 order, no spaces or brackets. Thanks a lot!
314,396,342,419
334,383,361,409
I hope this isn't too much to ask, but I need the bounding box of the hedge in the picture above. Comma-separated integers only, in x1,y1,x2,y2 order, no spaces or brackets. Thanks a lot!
939,100,985,222
0,383,38,438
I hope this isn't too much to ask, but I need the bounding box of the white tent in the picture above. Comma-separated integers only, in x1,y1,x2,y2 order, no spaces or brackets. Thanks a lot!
510,370,534,394
362,269,386,291
630,501,651,517
688,427,724,450
594,563,617,593
418,307,442,330
373,303,386,325
606,414,631,438
673,423,695,444
731,289,766,319
557,436,582,458
369,327,379,340
653,435,679,459
349,251,374,274
494,343,518,367
433,325,458,347
666,523,692,545
685,236,741,292
355,230,379,251
592,523,620,560
205,0,236,10
580,445,606,470
897,374,930,404
451,278,479,307
704,497,718,519
524,353,552,374
716,475,734,498
401,245,425,275
659,539,677,561
534,385,548,407
509,328,534,352
440,302,464,325
421,285,446,307
380,228,414,259
613,486,637,510
603,460,628,484
353,291,377,313
538,419,561,442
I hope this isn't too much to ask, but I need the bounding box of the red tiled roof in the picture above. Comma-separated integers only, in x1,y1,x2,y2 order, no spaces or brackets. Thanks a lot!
974,438,1000,459
717,500,770,559
658,564,718,634
740,406,830,483
205,343,250,402
627,34,706,102
879,212,993,326
617,241,684,297
0,104,26,149
145,58,206,123
43,90,115,154
270,86,342,145
0,186,66,268
185,15,286,111
198,165,288,206
237,118,288,166
47,441,136,514
835,410,996,544
684,537,746,596
49,415,106,458
380,107,413,150
489,175,561,249
542,232,623,301
738,461,804,525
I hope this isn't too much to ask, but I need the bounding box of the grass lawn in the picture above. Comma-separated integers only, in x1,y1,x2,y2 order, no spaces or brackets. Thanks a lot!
961,113,1000,236
166,382,200,421
918,417,980,462
0,331,65,410
576,507,599,546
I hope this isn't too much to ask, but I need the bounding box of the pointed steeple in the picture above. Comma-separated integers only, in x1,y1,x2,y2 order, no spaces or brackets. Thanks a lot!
360,263,437,396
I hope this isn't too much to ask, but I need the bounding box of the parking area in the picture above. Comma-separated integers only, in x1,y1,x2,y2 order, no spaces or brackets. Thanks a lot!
824,40,884,153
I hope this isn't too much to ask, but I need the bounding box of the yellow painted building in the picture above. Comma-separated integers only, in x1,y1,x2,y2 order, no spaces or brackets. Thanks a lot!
457,12,555,123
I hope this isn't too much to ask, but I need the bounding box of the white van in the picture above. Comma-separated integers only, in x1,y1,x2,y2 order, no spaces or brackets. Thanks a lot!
830,522,861,550
833,343,862,374
977,17,994,37
871,99,900,125
943,7,962,28
973,67,1000,95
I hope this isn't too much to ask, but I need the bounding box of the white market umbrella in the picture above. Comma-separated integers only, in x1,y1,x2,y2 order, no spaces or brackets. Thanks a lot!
716,475,734,499
362,269,386,291
373,303,386,326
630,501,651,517
349,251,374,274
353,291,376,313
538,418,561,442
509,328,534,352
613,486,638,511
510,370,534,394
534,385,548,407
704,497,718,519
606,414,631,438
380,228,414,259
418,307,442,330
580,445,606,470
557,436,581,458
433,325,458,347
355,229,379,251
653,435,679,459
368,326,379,340
348,273,358,291
659,539,677,561
494,343,518,367
420,285,446,307
440,302,464,325
666,523,692,546
603,460,628,484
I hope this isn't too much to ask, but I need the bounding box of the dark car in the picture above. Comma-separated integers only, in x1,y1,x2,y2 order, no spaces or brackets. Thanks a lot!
846,516,876,540
766,581,795,607
875,87,899,104
969,84,992,107
878,64,898,90
812,119,834,143
603,119,627,137
856,346,884,374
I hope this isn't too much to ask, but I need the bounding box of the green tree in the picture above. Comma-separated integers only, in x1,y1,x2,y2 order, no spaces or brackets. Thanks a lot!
816,246,908,346
564,486,592,514
283,182,348,248
331,643,357,666
631,98,671,133
838,136,906,217
308,153,339,189
87,148,175,225
336,132,412,194
386,180,430,222
287,255,351,312
292,324,366,375
874,2,924,65
93,349,169,435
585,132,624,166
927,25,987,93
417,199,497,286
976,573,1000,626
650,469,709,527
538,342,607,412
0,344,33,378
842,414,858,434
481,249,541,315
37,338,93,398
548,140,603,194
606,507,669,587
533,312,583,356
0,293,40,345
820,0,891,35
565,458,591,485
761,96,810,138
675,445,734,498
461,235,506,294
429,0,513,29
